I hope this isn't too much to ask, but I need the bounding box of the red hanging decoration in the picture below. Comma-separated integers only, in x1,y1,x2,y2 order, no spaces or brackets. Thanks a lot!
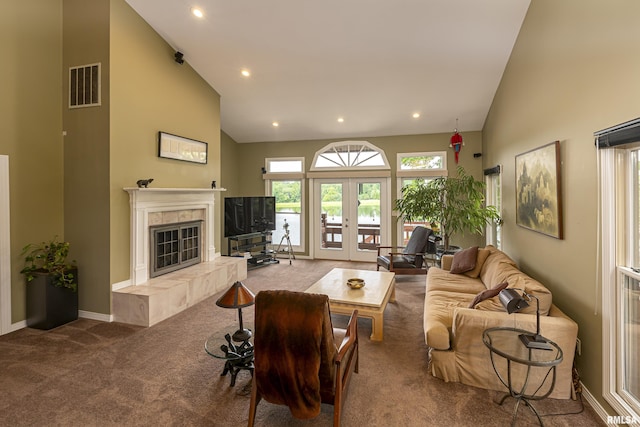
450,119,464,163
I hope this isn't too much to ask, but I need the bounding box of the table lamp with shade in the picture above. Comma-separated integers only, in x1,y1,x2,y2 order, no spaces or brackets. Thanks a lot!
498,288,553,351
216,281,255,342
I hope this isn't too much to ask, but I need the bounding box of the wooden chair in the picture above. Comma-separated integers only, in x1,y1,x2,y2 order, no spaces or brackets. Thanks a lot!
248,290,359,427
376,225,433,275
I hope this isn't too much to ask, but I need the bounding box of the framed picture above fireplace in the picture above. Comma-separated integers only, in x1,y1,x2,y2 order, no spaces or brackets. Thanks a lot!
515,141,563,239
158,131,208,164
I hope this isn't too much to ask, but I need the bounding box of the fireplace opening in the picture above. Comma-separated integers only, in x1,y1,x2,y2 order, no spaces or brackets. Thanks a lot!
150,220,202,278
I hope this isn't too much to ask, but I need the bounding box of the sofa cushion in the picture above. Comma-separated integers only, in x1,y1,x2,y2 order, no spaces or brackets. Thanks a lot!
468,281,508,308
426,267,487,295
463,248,491,279
479,246,518,287
450,246,478,274
474,270,552,316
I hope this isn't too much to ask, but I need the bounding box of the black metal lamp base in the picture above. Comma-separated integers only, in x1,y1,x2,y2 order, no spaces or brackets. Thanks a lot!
519,333,553,351
232,328,252,343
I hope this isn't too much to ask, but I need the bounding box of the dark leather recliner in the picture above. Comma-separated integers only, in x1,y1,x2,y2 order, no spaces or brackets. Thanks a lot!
376,226,433,274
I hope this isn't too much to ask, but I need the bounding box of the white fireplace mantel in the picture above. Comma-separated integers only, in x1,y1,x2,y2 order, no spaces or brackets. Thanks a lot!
124,187,225,286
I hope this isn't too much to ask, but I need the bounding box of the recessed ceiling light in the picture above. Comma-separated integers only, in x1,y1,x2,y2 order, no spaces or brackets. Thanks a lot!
272,122,279,127
337,117,344,123
191,8,204,18
241,69,251,77
412,113,420,119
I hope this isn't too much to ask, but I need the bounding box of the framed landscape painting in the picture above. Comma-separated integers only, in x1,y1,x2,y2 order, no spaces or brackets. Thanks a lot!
515,141,563,239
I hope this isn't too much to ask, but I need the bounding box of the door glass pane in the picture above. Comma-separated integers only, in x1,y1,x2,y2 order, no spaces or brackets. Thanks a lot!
623,275,640,403
320,183,342,249
271,180,301,247
357,182,381,251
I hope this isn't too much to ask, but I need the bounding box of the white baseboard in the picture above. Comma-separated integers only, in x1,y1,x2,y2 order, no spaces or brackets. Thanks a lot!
9,320,27,333
6,311,113,334
581,381,614,426
111,279,131,291
79,310,113,322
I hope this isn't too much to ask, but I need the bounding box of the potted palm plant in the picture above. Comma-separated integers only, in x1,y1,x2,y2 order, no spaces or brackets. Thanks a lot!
395,166,500,250
21,236,78,330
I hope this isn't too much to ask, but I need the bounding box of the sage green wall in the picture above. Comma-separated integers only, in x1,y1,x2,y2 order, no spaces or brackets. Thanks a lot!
234,132,485,255
1,0,64,322
109,0,221,291
62,0,111,315
483,0,640,414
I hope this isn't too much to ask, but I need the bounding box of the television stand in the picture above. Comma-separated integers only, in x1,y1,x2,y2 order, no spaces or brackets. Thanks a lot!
228,232,279,270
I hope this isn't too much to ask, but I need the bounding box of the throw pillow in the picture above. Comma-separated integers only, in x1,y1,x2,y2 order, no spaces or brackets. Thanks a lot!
468,281,509,308
450,246,479,274
463,248,491,279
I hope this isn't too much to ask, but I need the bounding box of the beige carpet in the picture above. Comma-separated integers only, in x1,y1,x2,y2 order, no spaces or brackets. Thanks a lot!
0,259,603,426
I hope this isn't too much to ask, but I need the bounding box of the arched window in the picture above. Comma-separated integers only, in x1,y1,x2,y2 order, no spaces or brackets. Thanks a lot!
311,141,390,171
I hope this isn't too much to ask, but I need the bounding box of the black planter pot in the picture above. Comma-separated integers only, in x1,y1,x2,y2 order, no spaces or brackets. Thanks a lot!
26,269,78,330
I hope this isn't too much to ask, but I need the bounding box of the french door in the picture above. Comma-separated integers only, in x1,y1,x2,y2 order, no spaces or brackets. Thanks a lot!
313,177,389,262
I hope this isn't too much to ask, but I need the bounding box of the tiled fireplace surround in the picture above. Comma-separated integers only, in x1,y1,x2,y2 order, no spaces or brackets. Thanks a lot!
112,188,247,327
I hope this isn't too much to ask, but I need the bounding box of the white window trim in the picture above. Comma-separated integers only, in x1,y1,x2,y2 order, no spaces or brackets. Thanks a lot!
265,176,305,254
394,152,448,246
600,147,640,420
485,166,502,249
264,157,305,180
310,141,390,172
0,155,11,335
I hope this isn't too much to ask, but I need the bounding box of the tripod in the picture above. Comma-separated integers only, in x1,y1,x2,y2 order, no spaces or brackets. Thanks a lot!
275,219,295,265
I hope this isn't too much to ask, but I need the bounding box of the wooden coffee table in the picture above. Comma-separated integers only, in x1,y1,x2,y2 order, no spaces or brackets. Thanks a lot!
305,268,396,341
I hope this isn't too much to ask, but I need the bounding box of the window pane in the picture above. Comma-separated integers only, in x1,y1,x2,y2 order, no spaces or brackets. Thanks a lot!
623,275,640,404
400,154,445,170
271,180,301,246
312,141,388,170
268,159,303,173
400,178,432,245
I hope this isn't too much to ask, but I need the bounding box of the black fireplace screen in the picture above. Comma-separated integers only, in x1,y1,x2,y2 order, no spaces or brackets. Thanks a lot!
150,221,202,278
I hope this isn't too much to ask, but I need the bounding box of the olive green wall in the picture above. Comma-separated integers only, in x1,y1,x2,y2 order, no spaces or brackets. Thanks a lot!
2,0,222,322
1,0,64,322
483,0,640,414
233,131,485,255
62,0,111,315
109,0,221,291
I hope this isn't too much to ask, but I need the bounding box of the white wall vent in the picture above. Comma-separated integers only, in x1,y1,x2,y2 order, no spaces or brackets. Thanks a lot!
69,63,101,108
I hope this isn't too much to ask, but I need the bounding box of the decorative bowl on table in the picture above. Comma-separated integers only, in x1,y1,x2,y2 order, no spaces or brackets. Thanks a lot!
346,278,365,289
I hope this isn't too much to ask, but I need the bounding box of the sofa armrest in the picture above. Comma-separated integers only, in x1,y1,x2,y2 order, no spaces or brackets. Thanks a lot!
441,255,453,271
377,245,404,255
450,306,578,399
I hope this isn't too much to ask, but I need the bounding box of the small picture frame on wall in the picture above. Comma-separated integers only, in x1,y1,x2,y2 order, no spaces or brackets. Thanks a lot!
515,141,563,239
158,131,208,164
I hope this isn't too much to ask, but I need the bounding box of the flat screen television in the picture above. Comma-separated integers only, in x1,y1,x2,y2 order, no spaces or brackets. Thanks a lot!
224,196,276,237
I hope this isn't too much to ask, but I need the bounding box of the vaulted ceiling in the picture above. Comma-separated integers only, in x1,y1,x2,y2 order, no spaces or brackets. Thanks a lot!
125,0,531,143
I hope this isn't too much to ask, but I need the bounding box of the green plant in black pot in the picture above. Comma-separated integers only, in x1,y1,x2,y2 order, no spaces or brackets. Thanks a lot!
21,237,78,292
395,166,500,250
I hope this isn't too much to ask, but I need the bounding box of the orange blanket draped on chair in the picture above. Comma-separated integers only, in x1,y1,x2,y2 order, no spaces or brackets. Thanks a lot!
253,290,337,419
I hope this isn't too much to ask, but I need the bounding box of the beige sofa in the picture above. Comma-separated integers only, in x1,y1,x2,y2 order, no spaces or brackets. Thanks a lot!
424,245,578,399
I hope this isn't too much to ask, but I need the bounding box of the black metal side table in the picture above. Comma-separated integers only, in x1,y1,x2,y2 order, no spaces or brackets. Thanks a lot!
482,327,563,426
205,331,254,386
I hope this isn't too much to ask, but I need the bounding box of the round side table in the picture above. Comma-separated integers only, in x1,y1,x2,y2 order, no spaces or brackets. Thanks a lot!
482,327,563,426
205,329,254,387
